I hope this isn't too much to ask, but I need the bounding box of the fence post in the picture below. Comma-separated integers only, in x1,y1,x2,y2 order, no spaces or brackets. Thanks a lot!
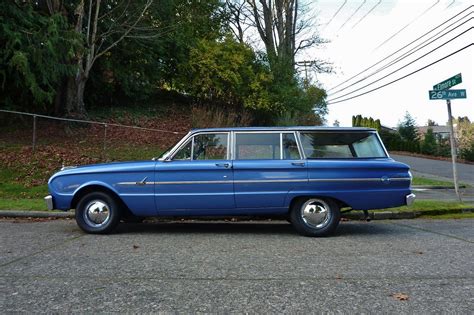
32,115,37,152
103,123,107,160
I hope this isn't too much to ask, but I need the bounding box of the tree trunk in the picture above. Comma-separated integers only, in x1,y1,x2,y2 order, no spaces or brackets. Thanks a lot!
63,0,87,118
65,70,87,118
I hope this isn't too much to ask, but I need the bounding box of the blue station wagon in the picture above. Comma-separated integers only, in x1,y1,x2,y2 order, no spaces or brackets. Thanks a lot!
45,127,415,236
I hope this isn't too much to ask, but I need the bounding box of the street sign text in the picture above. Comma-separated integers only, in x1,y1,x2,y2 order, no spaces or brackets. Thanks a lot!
433,73,462,91
429,89,467,100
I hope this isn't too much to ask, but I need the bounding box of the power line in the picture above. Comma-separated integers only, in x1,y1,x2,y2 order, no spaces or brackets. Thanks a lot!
323,0,348,29
351,0,382,29
338,0,367,31
373,0,441,51
446,0,456,10
327,5,473,92
326,43,473,105
327,27,472,102
329,14,473,97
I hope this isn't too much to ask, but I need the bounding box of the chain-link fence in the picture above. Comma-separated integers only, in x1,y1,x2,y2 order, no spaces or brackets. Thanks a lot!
0,109,188,187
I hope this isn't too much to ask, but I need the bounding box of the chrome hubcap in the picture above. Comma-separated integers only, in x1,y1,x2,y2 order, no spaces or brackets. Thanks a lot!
301,199,331,229
84,200,110,227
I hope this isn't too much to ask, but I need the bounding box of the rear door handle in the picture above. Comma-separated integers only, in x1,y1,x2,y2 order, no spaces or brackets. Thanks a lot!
215,163,231,168
291,162,305,166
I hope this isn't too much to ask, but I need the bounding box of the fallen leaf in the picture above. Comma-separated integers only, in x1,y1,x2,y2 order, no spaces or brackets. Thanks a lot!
391,293,409,301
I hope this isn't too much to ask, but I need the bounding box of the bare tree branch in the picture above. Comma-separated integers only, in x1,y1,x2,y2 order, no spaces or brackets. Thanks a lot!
93,0,153,65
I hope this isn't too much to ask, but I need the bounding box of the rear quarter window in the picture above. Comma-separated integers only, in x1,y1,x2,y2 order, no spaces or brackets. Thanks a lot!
300,132,387,159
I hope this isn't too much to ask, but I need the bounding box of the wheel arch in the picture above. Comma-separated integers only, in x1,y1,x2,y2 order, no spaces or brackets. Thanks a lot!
71,183,129,213
288,195,350,212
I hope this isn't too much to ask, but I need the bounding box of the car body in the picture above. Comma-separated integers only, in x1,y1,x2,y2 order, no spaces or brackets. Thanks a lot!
45,127,415,236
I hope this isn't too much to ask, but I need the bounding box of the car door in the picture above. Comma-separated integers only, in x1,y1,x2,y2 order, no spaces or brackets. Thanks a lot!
232,131,308,211
155,132,235,215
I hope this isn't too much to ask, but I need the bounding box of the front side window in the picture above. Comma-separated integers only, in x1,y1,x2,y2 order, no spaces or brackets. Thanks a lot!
300,132,386,159
235,133,280,160
172,133,228,160
173,140,192,160
192,133,228,160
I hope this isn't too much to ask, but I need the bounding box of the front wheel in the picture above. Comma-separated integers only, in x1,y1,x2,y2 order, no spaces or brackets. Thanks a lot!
290,198,340,237
75,192,121,234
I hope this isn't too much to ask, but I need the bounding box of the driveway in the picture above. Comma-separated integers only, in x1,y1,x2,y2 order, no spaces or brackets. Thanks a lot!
1,219,473,313
391,154,474,185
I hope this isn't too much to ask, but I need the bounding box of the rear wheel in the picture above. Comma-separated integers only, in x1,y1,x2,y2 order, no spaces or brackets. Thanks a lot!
290,198,340,237
75,192,121,234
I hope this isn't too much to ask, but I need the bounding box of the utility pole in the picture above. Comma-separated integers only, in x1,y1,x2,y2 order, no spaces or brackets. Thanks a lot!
295,60,313,89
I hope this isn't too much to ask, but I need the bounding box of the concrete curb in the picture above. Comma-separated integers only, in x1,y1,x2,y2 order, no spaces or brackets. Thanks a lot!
343,208,474,220
0,210,74,218
0,208,473,220
412,185,467,190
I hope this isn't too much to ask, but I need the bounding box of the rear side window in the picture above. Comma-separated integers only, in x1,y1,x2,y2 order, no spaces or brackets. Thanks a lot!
235,133,280,160
300,132,386,158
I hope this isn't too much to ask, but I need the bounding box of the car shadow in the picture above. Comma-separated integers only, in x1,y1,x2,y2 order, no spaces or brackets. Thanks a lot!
114,220,394,237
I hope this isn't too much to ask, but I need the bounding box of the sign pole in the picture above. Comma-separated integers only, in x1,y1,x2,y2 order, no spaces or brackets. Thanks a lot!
446,99,462,202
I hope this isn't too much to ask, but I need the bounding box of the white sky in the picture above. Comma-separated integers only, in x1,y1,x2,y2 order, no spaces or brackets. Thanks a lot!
300,0,473,127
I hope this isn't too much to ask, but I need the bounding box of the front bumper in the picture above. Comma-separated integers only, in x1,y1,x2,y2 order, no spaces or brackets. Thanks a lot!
44,195,54,210
406,193,416,206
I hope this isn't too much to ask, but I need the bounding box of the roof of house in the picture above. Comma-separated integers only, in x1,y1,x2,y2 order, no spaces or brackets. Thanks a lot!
417,126,450,134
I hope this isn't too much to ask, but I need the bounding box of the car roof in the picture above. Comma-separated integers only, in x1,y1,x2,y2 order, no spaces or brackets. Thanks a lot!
190,126,376,133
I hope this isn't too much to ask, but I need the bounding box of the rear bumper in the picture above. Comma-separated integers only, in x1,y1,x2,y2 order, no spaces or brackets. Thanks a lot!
44,195,54,210
406,193,416,206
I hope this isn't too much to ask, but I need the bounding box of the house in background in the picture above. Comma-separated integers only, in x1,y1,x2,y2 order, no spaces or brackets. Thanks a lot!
381,125,397,134
417,125,451,140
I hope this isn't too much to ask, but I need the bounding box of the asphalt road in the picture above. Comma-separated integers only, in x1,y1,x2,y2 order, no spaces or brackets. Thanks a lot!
1,219,473,313
391,154,474,185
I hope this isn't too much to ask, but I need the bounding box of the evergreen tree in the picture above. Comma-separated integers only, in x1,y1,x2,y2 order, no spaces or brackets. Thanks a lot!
421,128,436,155
398,112,419,142
375,119,382,132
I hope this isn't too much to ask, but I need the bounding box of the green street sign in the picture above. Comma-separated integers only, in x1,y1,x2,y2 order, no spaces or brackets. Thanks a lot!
433,73,462,91
429,89,467,100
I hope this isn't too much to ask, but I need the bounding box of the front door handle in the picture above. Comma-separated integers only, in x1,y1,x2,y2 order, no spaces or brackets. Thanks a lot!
291,162,305,166
215,163,231,168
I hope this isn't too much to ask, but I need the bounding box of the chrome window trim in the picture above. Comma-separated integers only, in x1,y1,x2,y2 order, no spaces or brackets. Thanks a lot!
375,131,390,158
191,136,195,160
168,131,230,161
295,131,306,160
280,133,283,160
230,131,235,160
168,129,388,161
